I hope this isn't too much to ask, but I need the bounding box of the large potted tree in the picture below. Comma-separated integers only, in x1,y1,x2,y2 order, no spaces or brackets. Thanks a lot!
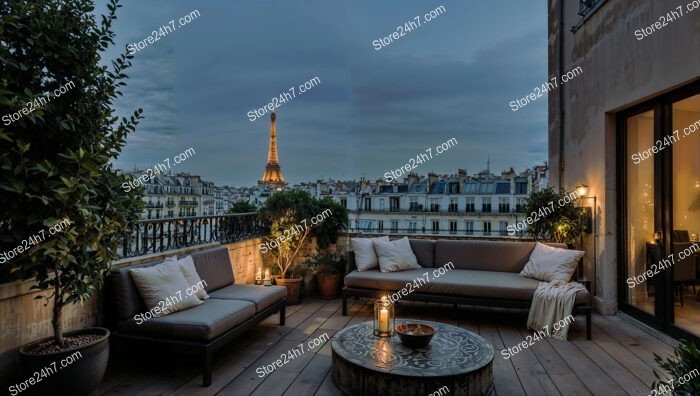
259,190,347,305
0,0,143,393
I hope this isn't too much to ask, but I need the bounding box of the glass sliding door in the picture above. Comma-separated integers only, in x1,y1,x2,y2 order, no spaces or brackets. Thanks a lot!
625,110,656,315
620,83,700,343
671,94,700,336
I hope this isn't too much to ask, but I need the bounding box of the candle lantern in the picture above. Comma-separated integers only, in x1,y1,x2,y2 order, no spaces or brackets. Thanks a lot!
373,296,394,337
255,268,263,285
263,269,272,286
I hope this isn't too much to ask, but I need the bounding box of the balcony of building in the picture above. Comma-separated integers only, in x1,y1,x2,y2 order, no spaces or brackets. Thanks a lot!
0,214,685,395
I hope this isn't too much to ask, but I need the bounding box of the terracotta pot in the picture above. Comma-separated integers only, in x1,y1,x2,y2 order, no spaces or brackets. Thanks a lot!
274,276,303,305
18,327,110,396
316,273,341,299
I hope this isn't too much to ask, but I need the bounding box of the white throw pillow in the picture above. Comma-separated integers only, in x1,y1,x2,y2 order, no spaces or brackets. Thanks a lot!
520,242,584,282
129,263,203,317
373,237,421,273
351,236,389,271
163,255,209,300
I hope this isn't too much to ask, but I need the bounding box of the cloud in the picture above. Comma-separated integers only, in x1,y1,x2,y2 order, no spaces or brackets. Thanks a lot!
105,0,548,185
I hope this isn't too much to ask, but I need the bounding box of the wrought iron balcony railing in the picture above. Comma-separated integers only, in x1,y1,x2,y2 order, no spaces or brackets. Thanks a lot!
578,0,603,17
119,212,268,258
347,228,522,238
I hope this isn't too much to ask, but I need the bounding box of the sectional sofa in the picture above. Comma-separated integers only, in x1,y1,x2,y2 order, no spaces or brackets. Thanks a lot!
105,247,287,386
342,239,592,339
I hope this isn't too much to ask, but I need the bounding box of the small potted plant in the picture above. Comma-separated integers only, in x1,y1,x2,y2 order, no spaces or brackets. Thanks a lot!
309,252,346,299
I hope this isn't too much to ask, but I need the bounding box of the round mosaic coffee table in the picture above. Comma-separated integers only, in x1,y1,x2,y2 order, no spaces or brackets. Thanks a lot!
331,320,494,396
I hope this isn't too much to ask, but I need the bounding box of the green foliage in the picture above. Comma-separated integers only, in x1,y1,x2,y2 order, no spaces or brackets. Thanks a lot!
226,201,257,214
259,190,348,278
0,0,143,347
523,187,583,246
653,340,700,395
308,251,346,275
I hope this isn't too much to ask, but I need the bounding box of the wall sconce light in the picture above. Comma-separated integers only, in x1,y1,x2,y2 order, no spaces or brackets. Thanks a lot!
575,182,597,292
575,183,594,233
575,183,589,199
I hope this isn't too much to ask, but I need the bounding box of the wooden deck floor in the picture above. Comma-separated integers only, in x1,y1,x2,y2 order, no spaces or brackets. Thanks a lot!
99,297,678,396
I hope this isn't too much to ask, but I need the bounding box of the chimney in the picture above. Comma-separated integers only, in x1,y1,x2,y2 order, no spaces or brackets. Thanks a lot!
375,179,385,194
457,168,467,183
407,172,419,190
457,169,467,193
428,172,438,191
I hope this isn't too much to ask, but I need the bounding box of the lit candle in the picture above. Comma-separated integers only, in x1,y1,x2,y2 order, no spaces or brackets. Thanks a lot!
264,269,270,280
256,268,262,280
379,308,389,332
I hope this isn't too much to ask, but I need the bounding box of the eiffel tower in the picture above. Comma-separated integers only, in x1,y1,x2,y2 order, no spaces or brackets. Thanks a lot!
258,111,286,189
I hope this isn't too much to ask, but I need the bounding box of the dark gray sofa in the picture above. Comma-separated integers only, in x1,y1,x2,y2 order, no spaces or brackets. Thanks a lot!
105,247,286,386
342,239,592,339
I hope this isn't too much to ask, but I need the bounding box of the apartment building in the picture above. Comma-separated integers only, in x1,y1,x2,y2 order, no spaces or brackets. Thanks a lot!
305,165,548,238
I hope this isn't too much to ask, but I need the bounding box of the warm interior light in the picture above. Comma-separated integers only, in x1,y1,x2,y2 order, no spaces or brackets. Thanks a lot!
575,183,589,198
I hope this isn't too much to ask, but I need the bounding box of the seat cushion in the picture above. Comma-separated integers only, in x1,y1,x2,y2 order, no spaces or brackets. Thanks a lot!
118,299,255,341
208,284,286,313
344,269,589,304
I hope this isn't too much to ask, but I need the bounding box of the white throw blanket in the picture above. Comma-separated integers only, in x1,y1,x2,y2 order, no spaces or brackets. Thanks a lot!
527,280,586,340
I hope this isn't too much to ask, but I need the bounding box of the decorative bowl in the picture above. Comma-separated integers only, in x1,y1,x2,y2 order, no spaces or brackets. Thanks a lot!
395,323,436,348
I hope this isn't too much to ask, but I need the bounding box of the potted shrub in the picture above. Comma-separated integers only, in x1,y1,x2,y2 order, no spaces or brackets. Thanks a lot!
0,0,143,393
259,190,348,305
309,252,346,299
652,339,700,395
523,187,584,247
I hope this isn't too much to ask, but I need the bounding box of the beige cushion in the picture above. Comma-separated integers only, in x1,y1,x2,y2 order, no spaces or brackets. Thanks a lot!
351,236,389,271
520,242,584,282
129,263,203,317
374,237,421,272
164,255,209,300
